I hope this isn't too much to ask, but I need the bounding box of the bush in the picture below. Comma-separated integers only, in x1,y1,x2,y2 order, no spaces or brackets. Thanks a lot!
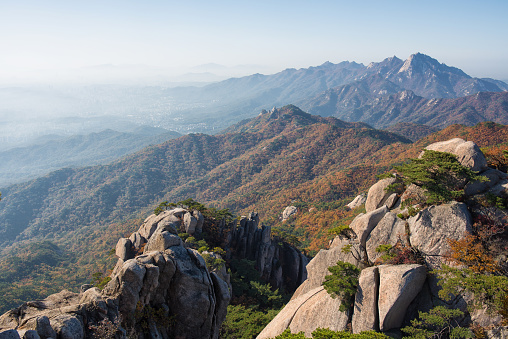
323,261,360,312
388,150,487,205
401,306,472,339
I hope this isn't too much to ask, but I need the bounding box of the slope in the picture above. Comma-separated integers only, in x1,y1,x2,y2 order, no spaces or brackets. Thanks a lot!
0,128,181,187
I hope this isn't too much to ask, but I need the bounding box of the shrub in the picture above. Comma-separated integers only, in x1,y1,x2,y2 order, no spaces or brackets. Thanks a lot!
323,261,360,312
401,306,473,339
436,265,508,318
388,150,487,205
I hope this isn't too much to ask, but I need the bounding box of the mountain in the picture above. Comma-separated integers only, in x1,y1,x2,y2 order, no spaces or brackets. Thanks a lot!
304,89,508,129
0,128,181,187
159,53,507,132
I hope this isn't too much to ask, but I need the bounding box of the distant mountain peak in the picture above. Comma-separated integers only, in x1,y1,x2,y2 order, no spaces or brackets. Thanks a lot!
398,53,469,78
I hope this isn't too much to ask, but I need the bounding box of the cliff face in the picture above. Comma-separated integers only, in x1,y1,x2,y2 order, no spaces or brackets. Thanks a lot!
258,138,508,338
225,212,309,293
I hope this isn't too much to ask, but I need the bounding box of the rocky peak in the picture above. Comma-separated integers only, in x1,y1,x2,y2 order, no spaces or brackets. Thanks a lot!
366,56,403,76
398,52,469,78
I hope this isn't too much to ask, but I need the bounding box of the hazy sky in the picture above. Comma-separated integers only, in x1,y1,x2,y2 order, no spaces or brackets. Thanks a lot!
1,0,508,82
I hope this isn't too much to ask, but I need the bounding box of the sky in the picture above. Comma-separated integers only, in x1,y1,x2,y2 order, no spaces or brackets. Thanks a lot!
1,0,508,83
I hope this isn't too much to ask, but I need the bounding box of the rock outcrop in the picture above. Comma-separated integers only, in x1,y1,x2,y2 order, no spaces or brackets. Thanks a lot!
424,138,488,172
346,194,366,210
282,206,298,221
0,208,230,339
259,139,507,338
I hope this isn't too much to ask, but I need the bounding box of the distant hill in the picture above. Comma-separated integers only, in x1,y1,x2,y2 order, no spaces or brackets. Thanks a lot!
0,128,181,187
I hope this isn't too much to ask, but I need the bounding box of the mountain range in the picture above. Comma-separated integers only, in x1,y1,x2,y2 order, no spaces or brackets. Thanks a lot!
160,52,508,131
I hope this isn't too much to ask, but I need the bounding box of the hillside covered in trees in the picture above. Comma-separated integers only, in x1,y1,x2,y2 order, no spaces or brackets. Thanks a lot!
0,106,507,319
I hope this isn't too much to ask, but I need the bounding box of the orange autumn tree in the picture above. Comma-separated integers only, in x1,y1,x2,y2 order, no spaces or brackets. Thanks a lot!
446,234,499,274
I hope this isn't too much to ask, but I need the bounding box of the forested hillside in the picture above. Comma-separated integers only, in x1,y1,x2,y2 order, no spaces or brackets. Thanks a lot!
0,106,507,315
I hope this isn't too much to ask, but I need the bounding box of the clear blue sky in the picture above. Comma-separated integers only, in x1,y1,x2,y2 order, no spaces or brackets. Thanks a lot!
1,0,507,80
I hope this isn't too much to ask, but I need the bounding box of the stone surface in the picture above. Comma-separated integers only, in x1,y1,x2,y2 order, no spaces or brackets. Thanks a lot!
352,267,379,333
17,330,40,339
282,206,298,221
488,326,508,339
292,237,361,300
50,315,83,339
350,206,389,248
115,238,134,261
489,179,508,197
184,212,198,234
0,330,20,339
365,212,407,263
347,194,367,210
424,138,487,172
408,202,472,270
399,184,427,207
257,287,347,339
365,177,402,212
143,229,182,253
289,288,349,337
378,264,427,331
465,168,504,196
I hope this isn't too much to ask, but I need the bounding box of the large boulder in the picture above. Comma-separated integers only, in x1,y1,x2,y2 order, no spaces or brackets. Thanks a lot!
292,237,361,299
365,177,402,213
408,201,472,270
365,212,407,263
257,287,348,339
352,267,379,333
424,138,487,172
289,288,349,337
465,168,506,196
378,264,427,331
350,206,389,248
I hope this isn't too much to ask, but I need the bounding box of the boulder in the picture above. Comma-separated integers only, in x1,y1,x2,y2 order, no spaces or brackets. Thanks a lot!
50,315,83,339
17,330,40,339
257,286,348,339
352,267,379,333
465,168,505,196
193,210,204,234
408,202,472,270
365,212,407,263
347,194,367,210
424,138,487,172
184,212,198,234
292,237,361,299
0,330,20,339
378,264,427,331
289,288,349,337
143,229,182,253
365,177,403,213
350,206,389,248
282,206,298,221
115,238,134,261
489,179,508,197
399,184,427,207
128,232,147,253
